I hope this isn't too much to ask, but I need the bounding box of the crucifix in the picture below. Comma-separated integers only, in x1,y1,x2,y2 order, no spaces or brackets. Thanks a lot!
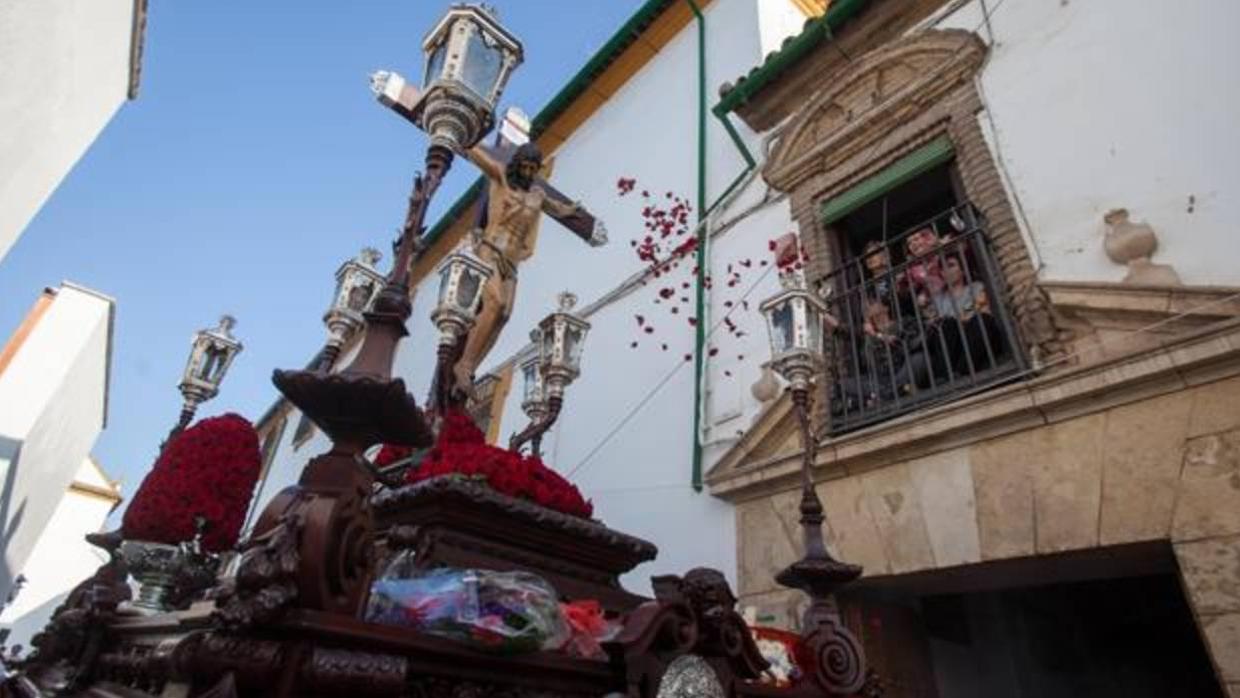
371,71,607,401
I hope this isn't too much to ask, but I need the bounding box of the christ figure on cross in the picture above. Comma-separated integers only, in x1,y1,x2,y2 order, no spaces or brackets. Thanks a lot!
370,71,607,398
454,141,588,395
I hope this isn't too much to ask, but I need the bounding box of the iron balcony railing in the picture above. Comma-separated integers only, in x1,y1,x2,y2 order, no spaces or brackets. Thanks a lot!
820,203,1029,434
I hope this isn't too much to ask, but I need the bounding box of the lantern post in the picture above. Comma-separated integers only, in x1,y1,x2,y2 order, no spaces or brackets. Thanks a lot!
758,269,869,695
429,250,494,411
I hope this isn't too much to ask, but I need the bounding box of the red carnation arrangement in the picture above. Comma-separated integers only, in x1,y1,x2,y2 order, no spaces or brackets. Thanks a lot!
401,410,593,519
122,413,262,553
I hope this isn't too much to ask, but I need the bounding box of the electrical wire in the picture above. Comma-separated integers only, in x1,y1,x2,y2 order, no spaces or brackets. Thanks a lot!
566,263,776,478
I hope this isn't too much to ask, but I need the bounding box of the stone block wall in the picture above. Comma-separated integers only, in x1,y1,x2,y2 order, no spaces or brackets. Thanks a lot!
734,374,1240,692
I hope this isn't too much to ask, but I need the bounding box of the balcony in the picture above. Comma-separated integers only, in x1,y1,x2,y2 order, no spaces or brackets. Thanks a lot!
820,204,1029,434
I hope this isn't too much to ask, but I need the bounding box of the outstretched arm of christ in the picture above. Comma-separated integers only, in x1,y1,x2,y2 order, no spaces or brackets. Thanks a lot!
530,176,607,247
464,144,505,183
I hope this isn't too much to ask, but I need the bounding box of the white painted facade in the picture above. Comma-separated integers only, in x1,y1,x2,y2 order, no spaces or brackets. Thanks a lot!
0,457,120,651
931,0,1240,286
253,0,1240,593
0,0,140,262
0,283,115,599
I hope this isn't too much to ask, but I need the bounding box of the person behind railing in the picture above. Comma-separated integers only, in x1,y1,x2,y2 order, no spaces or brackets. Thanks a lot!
859,239,915,319
932,253,1005,374
902,226,970,383
904,226,949,314
830,295,930,411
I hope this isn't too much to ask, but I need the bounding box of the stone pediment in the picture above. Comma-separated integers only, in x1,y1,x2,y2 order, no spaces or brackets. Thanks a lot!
764,29,986,193
706,392,803,487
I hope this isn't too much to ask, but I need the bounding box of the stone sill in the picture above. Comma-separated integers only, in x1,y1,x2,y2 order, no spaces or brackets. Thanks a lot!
1043,280,1240,322
708,317,1240,502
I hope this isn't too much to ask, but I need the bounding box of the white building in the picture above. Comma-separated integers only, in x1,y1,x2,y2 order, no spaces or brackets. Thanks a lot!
0,283,117,603
0,0,149,262
249,0,1240,689
0,457,121,651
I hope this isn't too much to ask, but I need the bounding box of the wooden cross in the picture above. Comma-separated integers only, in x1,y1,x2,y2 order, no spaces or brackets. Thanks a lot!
370,71,606,247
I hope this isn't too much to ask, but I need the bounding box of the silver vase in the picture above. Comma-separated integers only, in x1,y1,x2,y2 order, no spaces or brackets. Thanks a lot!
120,540,218,615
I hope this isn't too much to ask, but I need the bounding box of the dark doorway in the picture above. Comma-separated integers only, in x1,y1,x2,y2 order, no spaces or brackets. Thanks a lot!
840,546,1223,697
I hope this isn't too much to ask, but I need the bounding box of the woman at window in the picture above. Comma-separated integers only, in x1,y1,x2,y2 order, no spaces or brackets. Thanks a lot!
932,254,1005,374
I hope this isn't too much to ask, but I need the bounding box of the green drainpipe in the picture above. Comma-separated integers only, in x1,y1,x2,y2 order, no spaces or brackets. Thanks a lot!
687,0,764,493
687,0,708,492
688,0,868,490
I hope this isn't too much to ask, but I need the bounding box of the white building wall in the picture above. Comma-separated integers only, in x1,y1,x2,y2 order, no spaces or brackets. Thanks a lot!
0,0,137,262
934,0,1240,286
0,284,113,597
0,458,115,651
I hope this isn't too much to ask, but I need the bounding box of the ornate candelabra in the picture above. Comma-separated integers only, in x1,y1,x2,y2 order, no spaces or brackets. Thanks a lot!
759,269,869,694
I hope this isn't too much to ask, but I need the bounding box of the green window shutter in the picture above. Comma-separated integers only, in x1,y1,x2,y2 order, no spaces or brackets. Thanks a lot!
819,136,955,225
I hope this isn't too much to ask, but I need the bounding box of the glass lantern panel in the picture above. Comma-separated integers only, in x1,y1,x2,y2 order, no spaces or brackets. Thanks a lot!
458,267,482,313
790,298,806,349
461,27,503,102
199,345,223,384
346,277,375,312
771,303,795,353
437,265,453,306
540,324,557,364
806,302,824,354
522,362,540,401
564,325,585,369
424,39,448,87
332,277,348,310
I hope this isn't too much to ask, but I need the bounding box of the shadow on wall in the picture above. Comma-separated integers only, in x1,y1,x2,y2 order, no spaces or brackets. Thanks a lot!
0,435,29,601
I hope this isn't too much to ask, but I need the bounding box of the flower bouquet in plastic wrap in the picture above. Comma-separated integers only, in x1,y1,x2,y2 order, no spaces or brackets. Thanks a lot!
365,552,569,654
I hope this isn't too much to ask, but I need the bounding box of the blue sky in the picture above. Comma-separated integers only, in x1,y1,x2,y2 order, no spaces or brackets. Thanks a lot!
0,1,645,500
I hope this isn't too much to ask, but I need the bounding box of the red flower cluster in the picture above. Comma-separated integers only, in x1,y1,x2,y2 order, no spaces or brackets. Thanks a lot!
122,413,262,553
404,411,593,519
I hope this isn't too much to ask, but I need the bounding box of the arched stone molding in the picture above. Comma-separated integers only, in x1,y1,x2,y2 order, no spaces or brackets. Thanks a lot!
763,29,1069,367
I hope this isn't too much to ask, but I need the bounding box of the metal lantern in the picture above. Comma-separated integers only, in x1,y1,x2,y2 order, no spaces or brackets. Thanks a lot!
173,315,242,435
324,247,385,347
431,249,494,344
759,271,826,393
536,292,590,400
180,315,242,403
413,4,524,151
518,349,546,422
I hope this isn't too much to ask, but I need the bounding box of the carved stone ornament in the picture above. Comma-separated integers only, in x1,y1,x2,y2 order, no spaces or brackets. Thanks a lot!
750,362,781,406
1103,208,1181,285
